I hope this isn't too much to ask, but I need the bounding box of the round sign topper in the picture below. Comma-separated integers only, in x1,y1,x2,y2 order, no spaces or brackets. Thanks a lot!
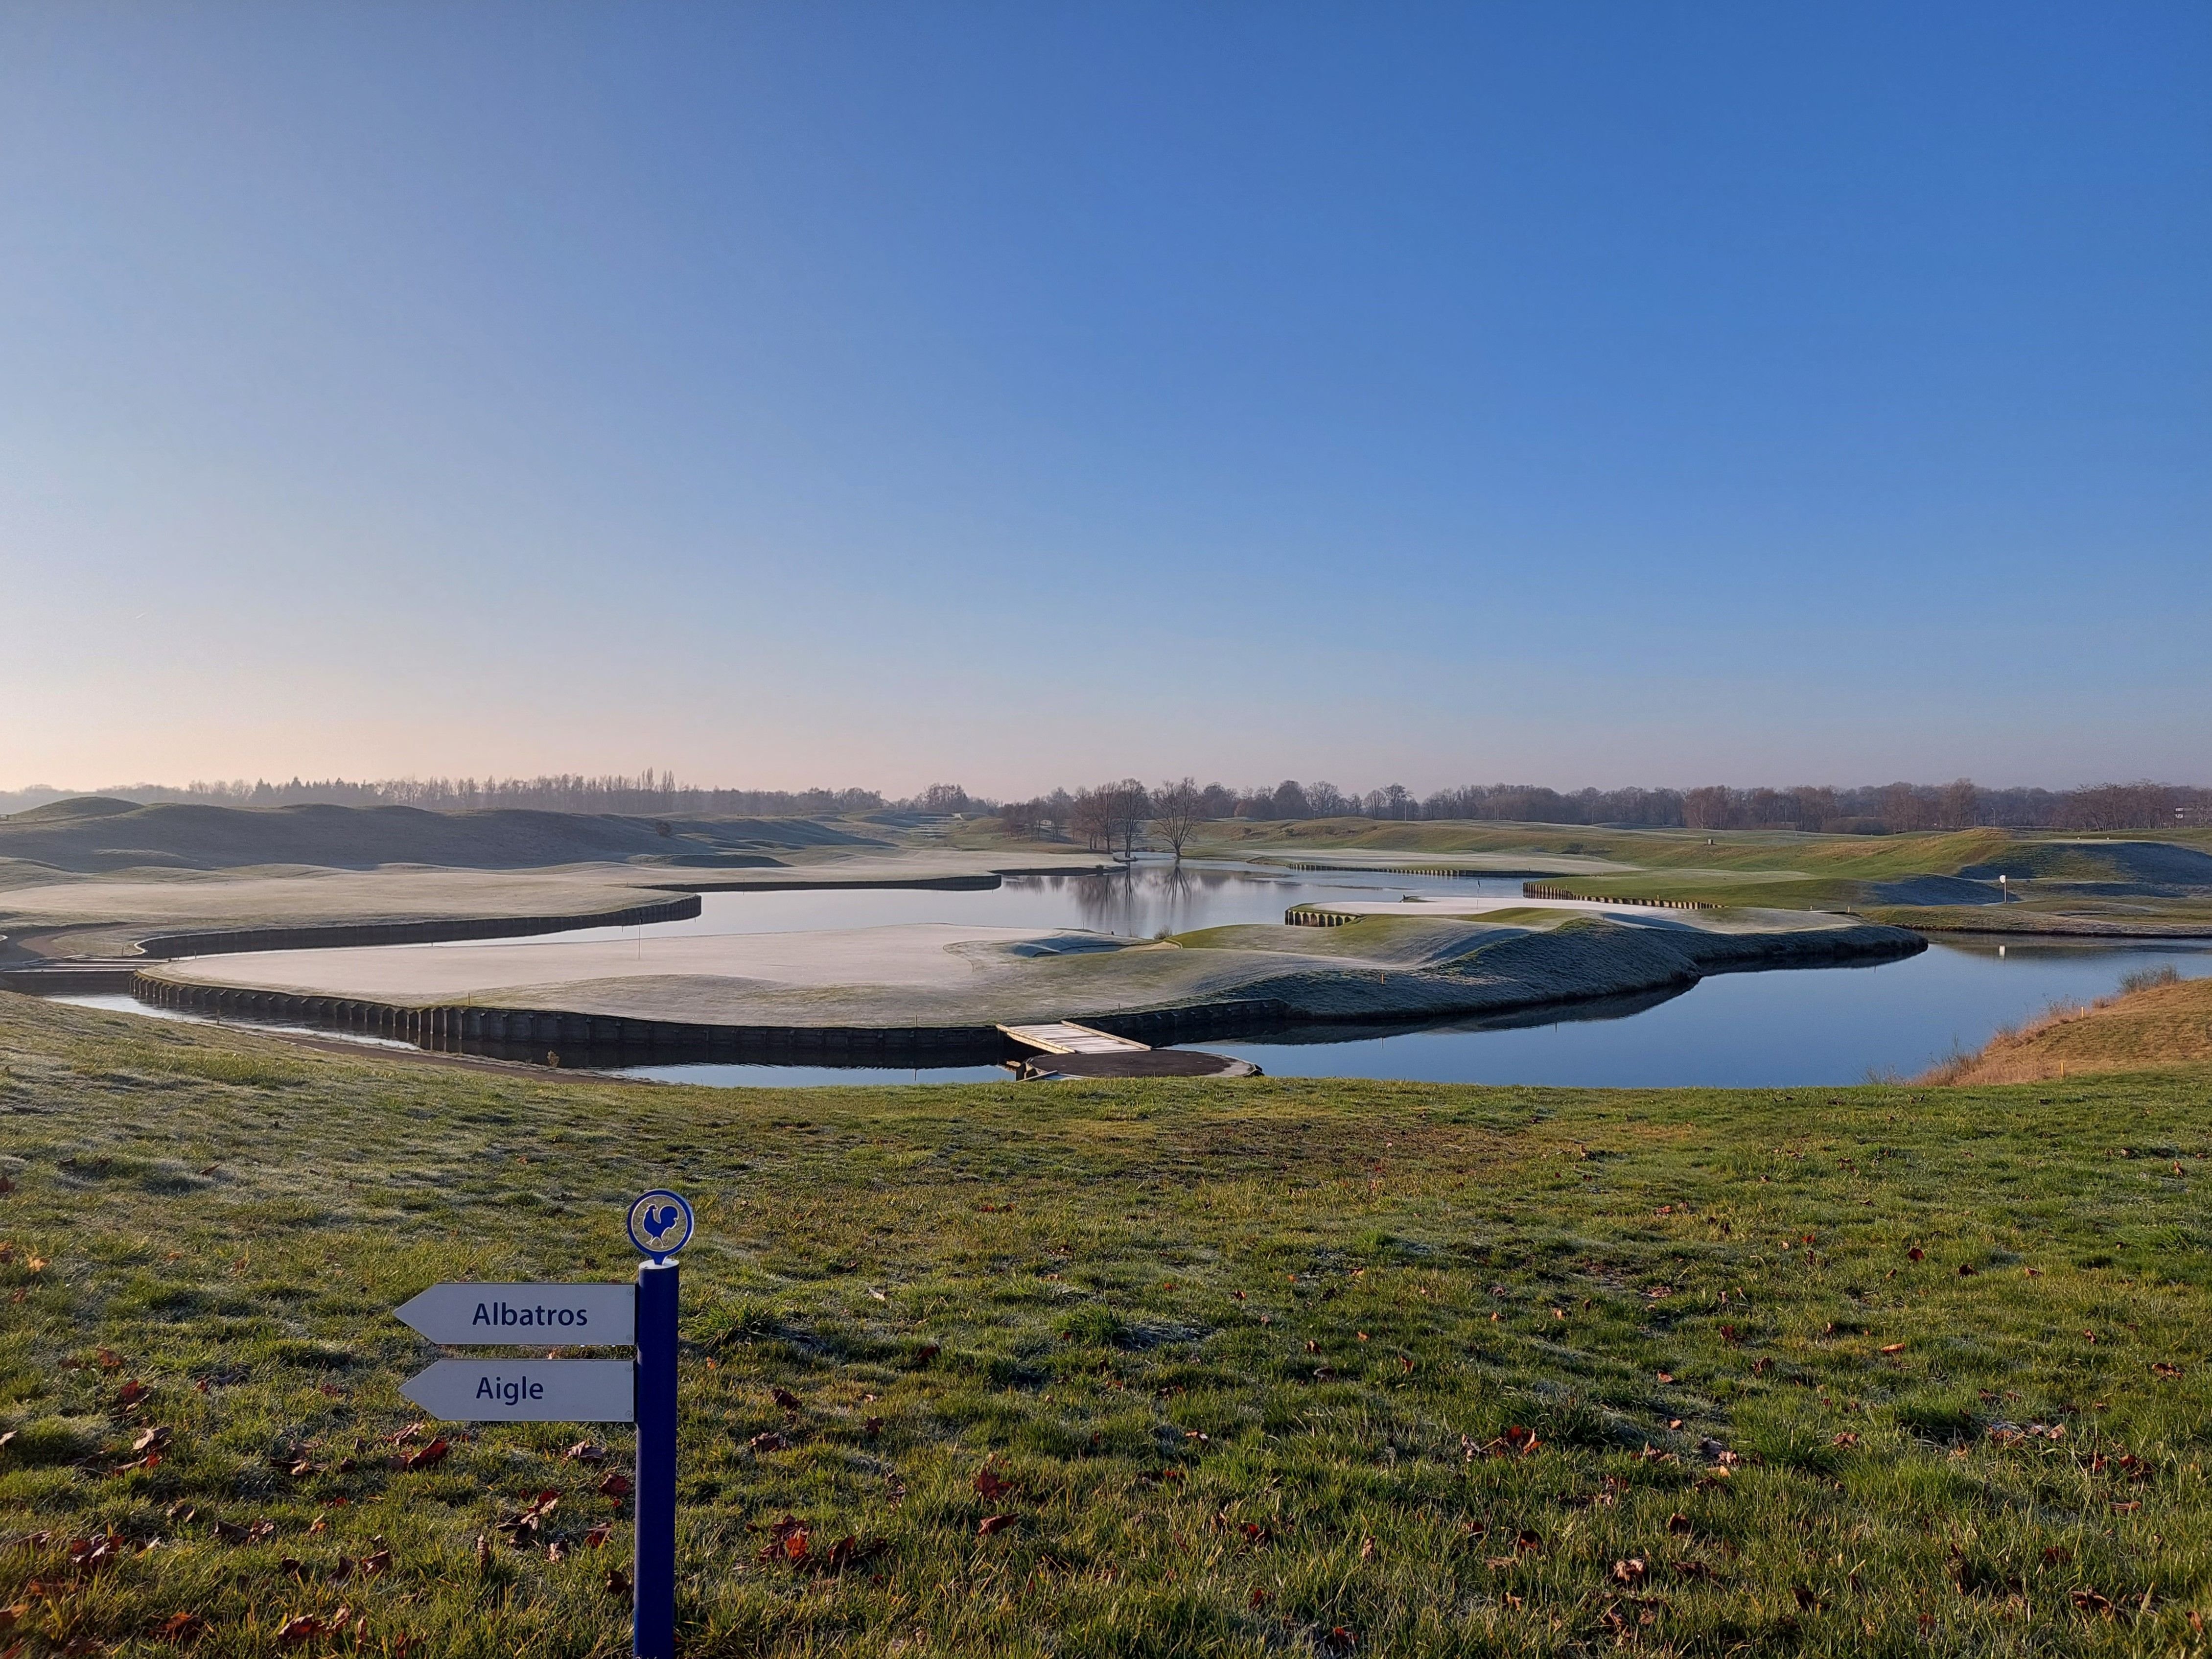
626,1190,694,1261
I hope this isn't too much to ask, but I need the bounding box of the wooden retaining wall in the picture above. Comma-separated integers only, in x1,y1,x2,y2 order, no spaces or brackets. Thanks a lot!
129,973,1300,1070
1521,884,1714,911
132,895,702,959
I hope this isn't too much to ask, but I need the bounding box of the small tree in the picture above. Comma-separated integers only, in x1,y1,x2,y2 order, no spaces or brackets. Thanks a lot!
1151,777,1204,861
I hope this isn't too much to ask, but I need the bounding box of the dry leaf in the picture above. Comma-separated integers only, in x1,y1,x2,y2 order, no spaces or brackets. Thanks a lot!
977,1514,1016,1537
771,1387,801,1411
401,1438,449,1471
973,1467,1013,1501
597,1472,632,1498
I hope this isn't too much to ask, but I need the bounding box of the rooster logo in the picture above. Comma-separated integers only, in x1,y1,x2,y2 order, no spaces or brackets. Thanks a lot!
626,1190,694,1259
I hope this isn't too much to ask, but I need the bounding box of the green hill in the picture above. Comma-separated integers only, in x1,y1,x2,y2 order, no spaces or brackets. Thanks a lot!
0,799,878,873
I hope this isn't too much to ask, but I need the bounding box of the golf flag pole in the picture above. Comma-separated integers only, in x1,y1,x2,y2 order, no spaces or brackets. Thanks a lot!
625,1191,693,1659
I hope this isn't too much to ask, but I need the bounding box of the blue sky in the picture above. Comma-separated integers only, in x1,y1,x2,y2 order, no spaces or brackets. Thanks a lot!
3,2,2206,795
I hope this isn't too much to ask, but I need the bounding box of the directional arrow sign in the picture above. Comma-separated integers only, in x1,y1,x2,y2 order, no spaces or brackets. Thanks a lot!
396,1283,635,1346
400,1358,634,1423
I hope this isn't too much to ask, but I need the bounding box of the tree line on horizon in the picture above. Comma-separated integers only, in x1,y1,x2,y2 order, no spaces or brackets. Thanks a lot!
1,773,2203,835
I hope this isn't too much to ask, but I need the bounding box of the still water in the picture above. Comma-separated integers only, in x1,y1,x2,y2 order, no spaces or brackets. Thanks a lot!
62,863,2212,1089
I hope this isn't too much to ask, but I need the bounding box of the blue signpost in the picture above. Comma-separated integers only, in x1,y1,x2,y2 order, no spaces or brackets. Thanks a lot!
394,1191,693,1659
625,1191,693,1659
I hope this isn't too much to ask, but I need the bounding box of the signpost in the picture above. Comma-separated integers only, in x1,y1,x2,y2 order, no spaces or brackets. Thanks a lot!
393,1189,694,1659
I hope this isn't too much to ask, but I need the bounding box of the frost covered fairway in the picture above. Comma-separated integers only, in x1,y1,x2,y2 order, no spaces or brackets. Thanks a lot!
0,995,2208,1656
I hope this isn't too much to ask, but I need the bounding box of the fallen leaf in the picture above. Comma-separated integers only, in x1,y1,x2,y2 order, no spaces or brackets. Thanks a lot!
1359,1535,1377,1561
1656,1372,1675,1384
748,1432,788,1453
564,1440,607,1464
582,1523,612,1549
973,1467,1013,1501
597,1472,632,1498
1612,1558,1648,1585
1833,1432,1861,1448
1880,1343,1906,1355
360,1548,393,1578
977,1513,1016,1537
605,1568,632,1600
1908,1248,1924,1262
275,1616,324,1643
155,1612,204,1641
771,1387,801,1411
401,1438,449,1471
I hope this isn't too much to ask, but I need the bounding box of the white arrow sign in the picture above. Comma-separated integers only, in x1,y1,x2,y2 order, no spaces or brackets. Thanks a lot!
395,1283,636,1346
400,1358,634,1423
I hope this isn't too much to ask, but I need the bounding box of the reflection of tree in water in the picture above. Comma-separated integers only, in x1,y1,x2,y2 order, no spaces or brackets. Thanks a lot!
1064,865,1233,937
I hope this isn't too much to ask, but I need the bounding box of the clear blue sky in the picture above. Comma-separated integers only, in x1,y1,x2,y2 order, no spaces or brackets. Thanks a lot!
3,2,2205,795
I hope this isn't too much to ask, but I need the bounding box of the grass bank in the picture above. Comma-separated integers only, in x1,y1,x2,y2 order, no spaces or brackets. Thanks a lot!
2,995,2209,1655
1923,968,2212,1085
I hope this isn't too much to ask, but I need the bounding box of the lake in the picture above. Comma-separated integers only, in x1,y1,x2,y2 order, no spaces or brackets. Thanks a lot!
60,862,2212,1089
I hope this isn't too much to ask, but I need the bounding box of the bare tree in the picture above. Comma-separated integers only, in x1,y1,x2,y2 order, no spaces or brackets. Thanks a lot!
1151,777,1204,861
1098,778,1151,861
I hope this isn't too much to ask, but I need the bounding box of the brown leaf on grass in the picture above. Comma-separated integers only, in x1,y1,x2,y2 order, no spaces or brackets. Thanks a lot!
973,1466,1013,1502
597,1472,632,1498
2151,1362,2183,1379
1515,1528,1542,1555
977,1514,1016,1537
388,1423,426,1448
95,1350,122,1372
274,1616,324,1643
605,1568,632,1600
1908,1248,1924,1262
116,1380,148,1407
1323,1627,1356,1652
1879,1343,1907,1355
748,1431,789,1453
155,1612,204,1641
1359,1536,1378,1562
582,1523,612,1549
1612,1558,1648,1585
564,1440,607,1464
1667,1513,1692,1536
2071,1588,2115,1616
771,1387,801,1411
546,1540,566,1563
1656,1371,1675,1384
1792,1584,1821,1611
1833,1432,1861,1448
401,1439,448,1471
359,1548,393,1578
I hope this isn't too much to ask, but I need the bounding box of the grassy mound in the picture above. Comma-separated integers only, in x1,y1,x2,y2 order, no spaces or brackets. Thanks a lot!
0,801,874,874
1,995,2208,1654
1923,969,2212,1084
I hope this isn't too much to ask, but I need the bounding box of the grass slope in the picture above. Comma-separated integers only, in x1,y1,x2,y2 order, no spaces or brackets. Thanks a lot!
2,996,2209,1655
0,800,873,875
1925,972,2212,1085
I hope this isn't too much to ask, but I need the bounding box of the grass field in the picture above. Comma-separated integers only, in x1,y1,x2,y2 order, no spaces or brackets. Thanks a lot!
3,994,2209,1655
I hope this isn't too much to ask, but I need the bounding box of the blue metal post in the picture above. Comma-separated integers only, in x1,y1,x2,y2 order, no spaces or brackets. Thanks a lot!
633,1258,679,1658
